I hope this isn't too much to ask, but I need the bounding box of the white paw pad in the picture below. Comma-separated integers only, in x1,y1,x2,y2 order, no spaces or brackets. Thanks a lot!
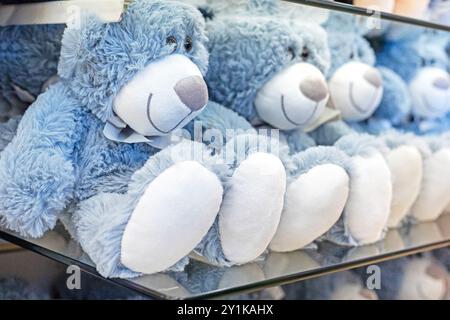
345,153,392,245
121,161,223,274
386,146,423,228
269,164,349,252
219,152,286,264
411,148,450,222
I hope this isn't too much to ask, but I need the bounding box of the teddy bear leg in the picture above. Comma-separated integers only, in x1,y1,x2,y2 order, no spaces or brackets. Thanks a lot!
73,143,224,278
269,146,350,253
385,145,423,228
410,148,450,222
341,151,392,245
196,133,286,266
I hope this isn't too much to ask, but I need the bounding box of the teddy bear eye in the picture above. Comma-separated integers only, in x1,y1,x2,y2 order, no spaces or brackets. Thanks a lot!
166,36,178,52
301,46,310,60
287,47,295,61
184,36,193,52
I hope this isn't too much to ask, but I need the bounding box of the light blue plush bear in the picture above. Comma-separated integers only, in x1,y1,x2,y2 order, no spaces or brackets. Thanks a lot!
285,11,396,245
189,0,353,254
372,27,450,223
0,0,290,278
0,24,63,122
311,13,427,233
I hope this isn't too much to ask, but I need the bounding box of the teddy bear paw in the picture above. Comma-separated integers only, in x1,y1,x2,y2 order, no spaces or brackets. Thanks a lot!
121,161,223,274
385,145,423,228
410,148,450,222
218,152,286,265
269,164,349,252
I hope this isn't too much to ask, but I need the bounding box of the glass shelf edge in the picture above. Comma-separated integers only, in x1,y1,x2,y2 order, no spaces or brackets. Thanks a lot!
284,0,450,32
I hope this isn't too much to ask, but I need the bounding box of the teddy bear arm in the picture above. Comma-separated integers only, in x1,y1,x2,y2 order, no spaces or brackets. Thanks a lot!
194,101,255,137
309,120,354,146
0,85,79,238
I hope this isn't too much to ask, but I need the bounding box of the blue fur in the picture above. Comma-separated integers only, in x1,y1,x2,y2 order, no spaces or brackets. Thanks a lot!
375,29,450,135
0,24,64,121
0,0,213,278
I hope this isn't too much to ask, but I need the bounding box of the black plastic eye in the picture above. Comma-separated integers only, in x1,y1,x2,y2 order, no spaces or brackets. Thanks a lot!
184,36,193,52
166,36,178,52
421,57,427,66
288,47,295,61
301,46,310,60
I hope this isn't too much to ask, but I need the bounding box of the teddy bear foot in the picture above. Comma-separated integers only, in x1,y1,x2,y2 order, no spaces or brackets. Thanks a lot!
385,145,423,228
269,164,349,253
410,148,450,222
344,152,392,245
74,161,223,278
218,152,286,265
121,161,223,274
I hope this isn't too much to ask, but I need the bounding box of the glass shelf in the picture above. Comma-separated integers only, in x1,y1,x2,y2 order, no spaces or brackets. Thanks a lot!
284,0,450,32
0,214,449,299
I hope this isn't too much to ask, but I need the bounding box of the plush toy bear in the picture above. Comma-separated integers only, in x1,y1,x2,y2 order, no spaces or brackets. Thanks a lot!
293,11,397,244
0,0,291,278
188,0,352,254
0,24,64,123
372,27,450,223
312,12,426,232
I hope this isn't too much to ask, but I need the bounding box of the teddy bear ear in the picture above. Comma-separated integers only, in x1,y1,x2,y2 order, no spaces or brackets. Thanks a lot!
58,13,108,80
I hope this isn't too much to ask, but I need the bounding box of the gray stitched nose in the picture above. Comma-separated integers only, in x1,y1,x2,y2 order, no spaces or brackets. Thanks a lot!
299,76,328,102
433,77,450,90
364,68,382,88
174,75,208,111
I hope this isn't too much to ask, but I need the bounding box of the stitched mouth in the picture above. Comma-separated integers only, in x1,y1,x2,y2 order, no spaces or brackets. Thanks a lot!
146,93,193,134
349,82,379,114
281,95,318,127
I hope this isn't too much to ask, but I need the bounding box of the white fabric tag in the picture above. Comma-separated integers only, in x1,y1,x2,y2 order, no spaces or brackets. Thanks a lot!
304,106,342,133
103,115,174,150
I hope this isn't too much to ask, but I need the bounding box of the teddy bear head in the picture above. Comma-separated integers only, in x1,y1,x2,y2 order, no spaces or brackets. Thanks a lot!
204,2,330,131
58,0,209,137
377,28,450,119
322,12,384,123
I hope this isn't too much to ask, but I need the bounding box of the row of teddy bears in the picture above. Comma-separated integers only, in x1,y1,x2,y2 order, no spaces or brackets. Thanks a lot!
0,0,449,279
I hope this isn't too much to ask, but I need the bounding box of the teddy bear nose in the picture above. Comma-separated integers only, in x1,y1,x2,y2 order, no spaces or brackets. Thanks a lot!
433,76,450,90
299,76,328,102
174,75,209,111
364,68,382,88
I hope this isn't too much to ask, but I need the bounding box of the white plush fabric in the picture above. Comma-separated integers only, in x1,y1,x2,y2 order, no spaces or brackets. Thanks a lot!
409,67,450,119
329,61,383,122
410,148,450,222
219,153,286,264
254,63,329,130
345,152,392,245
269,164,349,252
398,257,448,300
386,146,423,228
121,161,223,274
113,54,206,136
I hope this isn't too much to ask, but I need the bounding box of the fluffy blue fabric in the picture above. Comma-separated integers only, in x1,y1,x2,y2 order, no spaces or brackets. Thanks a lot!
0,0,219,278
375,28,450,135
191,0,354,254
0,24,64,122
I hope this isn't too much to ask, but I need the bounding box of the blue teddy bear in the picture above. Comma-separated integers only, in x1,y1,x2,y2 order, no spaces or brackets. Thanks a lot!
0,0,291,278
373,26,450,223
190,0,353,253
